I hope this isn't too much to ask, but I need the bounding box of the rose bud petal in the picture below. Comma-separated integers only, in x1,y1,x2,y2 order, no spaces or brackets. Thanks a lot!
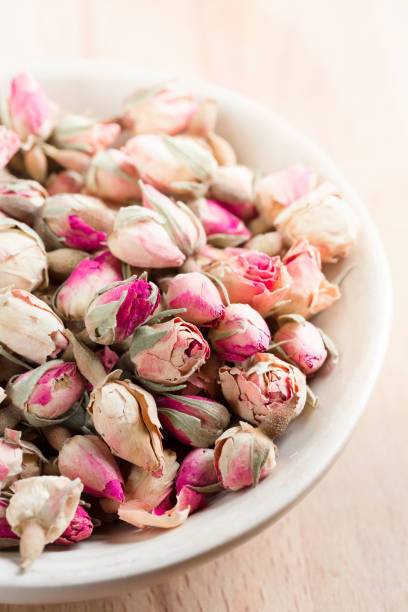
275,181,359,263
214,422,276,491
0,499,18,547
123,85,197,135
209,303,271,362
46,170,85,195
125,448,179,506
52,114,120,155
209,165,256,221
39,194,115,252
140,182,206,256
0,177,46,225
0,288,67,364
273,238,340,319
6,360,85,424
130,317,210,387
0,218,48,291
157,394,230,447
6,475,83,568
273,317,328,375
219,353,307,438
85,276,161,345
0,433,23,490
47,248,88,282
58,434,125,502
1,73,56,142
244,231,283,257
0,127,20,170
162,272,225,327
181,353,222,399
123,134,217,198
55,505,93,545
190,198,251,247
88,374,164,475
97,346,120,373
85,148,141,204
255,164,317,226
108,205,185,269
55,250,122,321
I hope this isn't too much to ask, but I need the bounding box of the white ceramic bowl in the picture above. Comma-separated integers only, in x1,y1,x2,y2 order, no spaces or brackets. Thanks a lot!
0,60,391,604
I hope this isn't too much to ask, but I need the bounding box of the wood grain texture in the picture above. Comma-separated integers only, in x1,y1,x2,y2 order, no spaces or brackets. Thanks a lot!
0,0,406,610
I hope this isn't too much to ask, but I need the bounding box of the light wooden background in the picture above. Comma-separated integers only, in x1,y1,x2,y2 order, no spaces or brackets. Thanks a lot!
0,0,406,610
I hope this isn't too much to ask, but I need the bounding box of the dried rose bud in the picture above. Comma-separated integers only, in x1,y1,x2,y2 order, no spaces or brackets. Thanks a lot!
0,499,18,547
123,134,217,197
275,182,359,263
108,205,185,269
244,231,283,257
130,317,210,387
58,434,124,502
157,394,230,447
6,360,85,424
141,182,206,256
55,250,122,321
6,475,83,568
209,303,271,362
273,238,340,318
214,422,276,491
162,272,225,327
175,447,218,513
47,248,88,282
88,374,164,475
205,247,291,318
255,164,317,226
0,127,20,170
190,198,251,247
0,177,46,225
273,316,329,375
52,114,120,155
85,276,160,345
123,85,197,135
0,432,23,490
39,194,115,252
0,219,47,291
55,505,93,545
209,165,256,220
46,170,85,195
0,288,67,363
85,148,140,204
219,353,307,437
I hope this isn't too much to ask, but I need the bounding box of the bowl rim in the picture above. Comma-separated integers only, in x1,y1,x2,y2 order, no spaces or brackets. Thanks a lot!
0,59,393,603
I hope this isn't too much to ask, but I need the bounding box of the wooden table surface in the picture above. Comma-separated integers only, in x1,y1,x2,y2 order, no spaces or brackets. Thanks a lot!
0,1,406,610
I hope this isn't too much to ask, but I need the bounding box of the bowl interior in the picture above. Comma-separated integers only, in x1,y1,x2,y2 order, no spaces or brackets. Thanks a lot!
0,61,391,603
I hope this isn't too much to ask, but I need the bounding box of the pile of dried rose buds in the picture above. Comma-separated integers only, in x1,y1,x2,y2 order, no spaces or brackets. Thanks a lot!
0,72,358,569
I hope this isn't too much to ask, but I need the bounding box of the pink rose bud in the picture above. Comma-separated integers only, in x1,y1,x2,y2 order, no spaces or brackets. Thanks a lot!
52,114,120,155
209,165,257,220
55,250,122,320
123,85,197,135
175,448,219,514
275,181,359,263
190,198,251,247
39,193,115,252
123,134,217,197
0,126,20,170
275,238,340,319
162,272,225,327
89,375,164,475
0,219,47,291
58,434,125,502
214,422,276,491
6,360,85,424
108,205,185,269
255,164,317,226
219,353,307,438
141,182,206,256
2,73,56,141
0,499,18,546
0,177,46,225
46,170,85,195
97,346,120,372
209,303,271,362
0,288,67,364
85,276,161,345
205,247,291,318
130,317,210,387
273,316,328,375
85,148,141,204
55,504,93,545
157,394,230,447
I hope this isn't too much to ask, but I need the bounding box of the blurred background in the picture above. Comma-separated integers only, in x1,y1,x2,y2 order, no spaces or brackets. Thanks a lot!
0,1,405,611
